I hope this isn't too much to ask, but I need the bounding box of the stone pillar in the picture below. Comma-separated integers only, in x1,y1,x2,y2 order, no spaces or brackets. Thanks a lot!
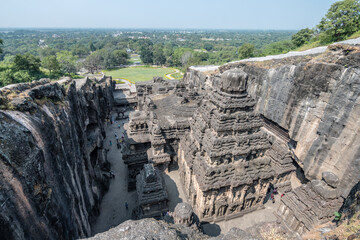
173,203,193,226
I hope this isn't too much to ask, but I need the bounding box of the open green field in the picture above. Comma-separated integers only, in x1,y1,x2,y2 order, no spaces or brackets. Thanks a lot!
103,66,180,82
170,72,184,79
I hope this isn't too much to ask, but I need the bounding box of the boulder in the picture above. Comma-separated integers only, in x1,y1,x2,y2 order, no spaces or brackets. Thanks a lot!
322,171,340,188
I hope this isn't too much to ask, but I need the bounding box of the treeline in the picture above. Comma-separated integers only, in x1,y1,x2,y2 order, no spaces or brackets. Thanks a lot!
0,0,358,87
237,0,360,60
0,51,77,87
0,29,294,86
138,0,360,69
0,49,129,87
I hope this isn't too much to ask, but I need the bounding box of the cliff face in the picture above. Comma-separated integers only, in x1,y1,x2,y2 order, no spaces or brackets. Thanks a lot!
220,44,360,199
0,77,114,240
183,66,219,91
186,40,360,233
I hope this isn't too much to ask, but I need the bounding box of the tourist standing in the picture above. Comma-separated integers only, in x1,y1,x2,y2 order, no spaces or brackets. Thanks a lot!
271,193,275,203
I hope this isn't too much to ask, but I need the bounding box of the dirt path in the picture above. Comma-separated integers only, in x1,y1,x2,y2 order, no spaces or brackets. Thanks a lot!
165,69,180,80
92,112,137,235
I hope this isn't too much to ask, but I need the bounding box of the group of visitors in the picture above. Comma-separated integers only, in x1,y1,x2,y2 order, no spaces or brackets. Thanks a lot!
114,131,125,149
269,186,286,204
107,114,126,149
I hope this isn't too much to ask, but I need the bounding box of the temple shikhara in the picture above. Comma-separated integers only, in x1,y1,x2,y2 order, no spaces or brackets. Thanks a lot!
178,69,296,221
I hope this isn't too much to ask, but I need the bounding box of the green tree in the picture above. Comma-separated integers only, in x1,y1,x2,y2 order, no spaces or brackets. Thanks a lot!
261,40,295,56
112,50,128,65
83,51,102,74
317,0,360,42
56,51,78,74
163,44,174,66
98,49,128,69
203,43,213,51
0,69,14,87
172,48,193,66
13,53,41,74
140,45,153,64
13,70,32,83
71,44,89,57
180,51,193,67
292,28,315,47
42,56,60,74
38,47,57,59
89,42,96,52
2,54,15,64
193,51,209,63
239,43,255,59
153,44,166,65
0,39,3,54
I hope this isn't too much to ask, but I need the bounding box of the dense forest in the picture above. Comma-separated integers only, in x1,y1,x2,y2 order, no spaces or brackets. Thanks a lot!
0,0,359,87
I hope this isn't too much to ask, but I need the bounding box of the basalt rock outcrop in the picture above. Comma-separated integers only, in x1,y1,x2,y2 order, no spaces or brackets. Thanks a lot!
2,38,360,240
86,202,259,240
0,76,114,240
185,39,360,234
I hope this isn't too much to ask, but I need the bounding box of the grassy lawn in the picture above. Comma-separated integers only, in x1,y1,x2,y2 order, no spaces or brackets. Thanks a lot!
170,72,184,80
104,66,179,82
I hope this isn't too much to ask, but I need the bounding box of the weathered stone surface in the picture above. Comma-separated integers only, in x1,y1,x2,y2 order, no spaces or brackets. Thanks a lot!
0,76,114,240
211,227,259,240
183,66,219,91
178,68,295,222
123,77,202,190
3,38,360,240
220,69,248,94
85,216,259,240
135,163,168,219
173,202,193,226
219,44,360,200
245,222,299,240
211,42,360,234
87,219,181,240
322,171,340,188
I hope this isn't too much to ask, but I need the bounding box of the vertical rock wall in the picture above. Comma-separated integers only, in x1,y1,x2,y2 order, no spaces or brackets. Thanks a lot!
0,77,114,240
217,43,360,233
183,42,360,234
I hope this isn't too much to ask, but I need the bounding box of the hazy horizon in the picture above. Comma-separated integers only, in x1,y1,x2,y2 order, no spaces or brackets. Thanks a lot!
0,27,299,31
0,0,338,30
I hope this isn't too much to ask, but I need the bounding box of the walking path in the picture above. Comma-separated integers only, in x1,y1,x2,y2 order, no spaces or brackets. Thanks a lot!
165,69,180,80
92,113,137,235
162,169,188,211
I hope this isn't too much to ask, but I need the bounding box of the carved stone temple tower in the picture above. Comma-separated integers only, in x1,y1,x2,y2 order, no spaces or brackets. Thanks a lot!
178,69,296,222
136,163,169,219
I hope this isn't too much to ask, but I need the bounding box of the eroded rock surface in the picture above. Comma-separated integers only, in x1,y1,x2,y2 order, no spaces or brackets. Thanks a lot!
186,41,360,234
178,69,295,222
0,76,114,240
122,77,202,190
2,38,360,240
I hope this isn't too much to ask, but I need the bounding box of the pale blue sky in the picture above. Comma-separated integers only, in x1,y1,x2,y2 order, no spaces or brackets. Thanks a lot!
0,0,338,30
